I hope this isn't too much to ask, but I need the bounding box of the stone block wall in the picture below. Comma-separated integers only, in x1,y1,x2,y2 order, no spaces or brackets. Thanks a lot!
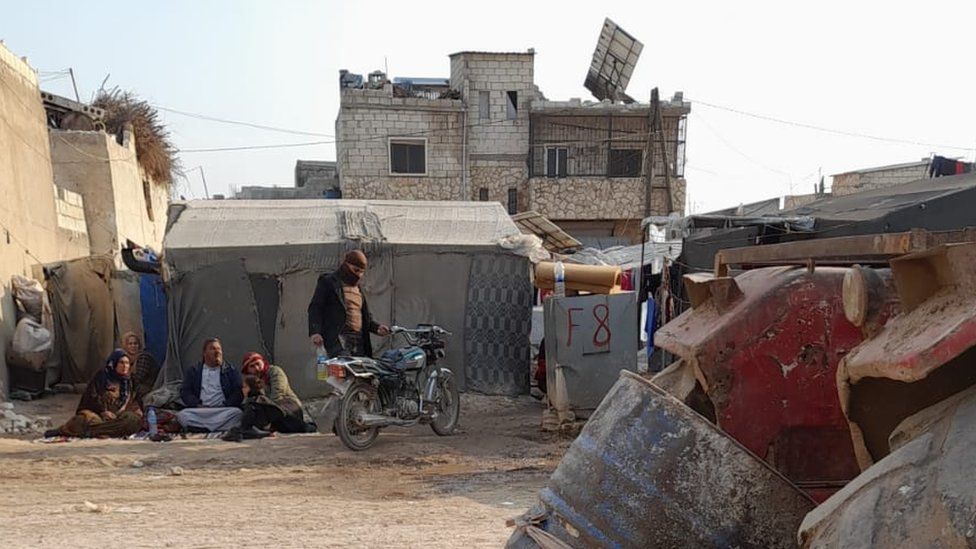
469,161,527,211
336,86,464,201
832,162,929,196
450,52,534,157
50,130,168,259
1,43,88,394
528,176,686,220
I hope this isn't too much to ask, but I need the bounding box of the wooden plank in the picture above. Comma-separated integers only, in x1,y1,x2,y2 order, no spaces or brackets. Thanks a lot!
713,229,976,277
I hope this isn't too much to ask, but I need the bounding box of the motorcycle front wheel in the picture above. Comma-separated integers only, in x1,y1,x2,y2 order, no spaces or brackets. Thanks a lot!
430,371,460,436
336,381,381,451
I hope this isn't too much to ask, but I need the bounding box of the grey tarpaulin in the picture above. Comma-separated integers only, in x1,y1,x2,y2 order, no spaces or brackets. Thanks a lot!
112,270,144,341
162,199,532,397
161,261,269,383
394,252,472,388
248,274,281,360
45,256,116,384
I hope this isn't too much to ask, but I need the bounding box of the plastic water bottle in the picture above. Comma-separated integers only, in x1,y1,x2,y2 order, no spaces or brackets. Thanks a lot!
147,406,158,437
316,345,329,381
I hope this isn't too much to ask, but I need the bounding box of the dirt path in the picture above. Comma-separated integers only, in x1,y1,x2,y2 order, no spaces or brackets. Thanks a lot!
0,394,567,548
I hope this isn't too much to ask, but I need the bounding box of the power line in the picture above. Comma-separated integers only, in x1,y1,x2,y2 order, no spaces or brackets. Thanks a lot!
693,99,975,152
155,105,335,138
177,116,515,153
178,140,334,153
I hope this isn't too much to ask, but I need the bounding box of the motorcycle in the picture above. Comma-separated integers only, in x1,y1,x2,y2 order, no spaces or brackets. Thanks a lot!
323,324,461,451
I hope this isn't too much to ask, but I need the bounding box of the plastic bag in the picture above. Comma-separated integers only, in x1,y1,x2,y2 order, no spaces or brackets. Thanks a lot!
11,275,44,322
497,234,551,264
12,318,52,354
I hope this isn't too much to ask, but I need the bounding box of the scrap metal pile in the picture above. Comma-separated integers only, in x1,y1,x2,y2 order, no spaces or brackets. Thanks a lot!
510,229,976,548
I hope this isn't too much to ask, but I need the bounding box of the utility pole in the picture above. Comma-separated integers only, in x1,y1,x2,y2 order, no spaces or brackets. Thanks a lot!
654,95,674,214
68,68,80,102
641,88,659,218
197,166,210,199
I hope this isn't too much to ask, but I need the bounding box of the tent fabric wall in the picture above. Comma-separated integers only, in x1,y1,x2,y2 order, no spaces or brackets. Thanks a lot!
162,199,533,397
273,270,333,398
44,256,168,387
46,256,116,384
161,261,268,383
464,254,532,395
392,252,472,389
112,271,144,343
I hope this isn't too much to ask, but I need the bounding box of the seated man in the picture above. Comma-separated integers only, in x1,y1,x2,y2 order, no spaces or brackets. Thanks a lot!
47,349,143,438
177,338,243,432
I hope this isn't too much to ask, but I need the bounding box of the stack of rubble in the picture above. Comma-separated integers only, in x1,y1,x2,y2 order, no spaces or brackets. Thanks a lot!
509,229,976,548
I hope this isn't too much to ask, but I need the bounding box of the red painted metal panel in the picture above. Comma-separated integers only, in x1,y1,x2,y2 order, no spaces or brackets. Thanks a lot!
656,266,896,501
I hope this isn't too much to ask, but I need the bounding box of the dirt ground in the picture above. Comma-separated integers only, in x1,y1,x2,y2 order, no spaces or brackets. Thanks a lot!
0,393,568,548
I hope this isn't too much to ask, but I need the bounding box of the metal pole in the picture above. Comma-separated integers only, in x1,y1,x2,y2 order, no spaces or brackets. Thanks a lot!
68,68,81,102
198,166,210,199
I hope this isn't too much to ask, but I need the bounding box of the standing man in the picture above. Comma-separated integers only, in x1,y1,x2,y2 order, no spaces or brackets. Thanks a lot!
177,338,244,432
308,250,390,357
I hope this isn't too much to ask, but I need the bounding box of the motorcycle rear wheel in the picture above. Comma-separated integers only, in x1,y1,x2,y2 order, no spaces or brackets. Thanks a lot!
336,381,381,451
430,371,460,436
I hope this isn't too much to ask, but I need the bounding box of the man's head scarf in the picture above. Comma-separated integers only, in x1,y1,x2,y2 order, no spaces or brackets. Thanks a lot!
339,250,367,285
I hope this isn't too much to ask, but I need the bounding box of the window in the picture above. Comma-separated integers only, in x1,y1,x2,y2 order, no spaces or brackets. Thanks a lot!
674,116,687,177
389,138,426,175
507,188,518,214
142,180,155,221
545,147,568,178
479,187,489,201
479,91,490,120
608,149,643,177
506,91,518,120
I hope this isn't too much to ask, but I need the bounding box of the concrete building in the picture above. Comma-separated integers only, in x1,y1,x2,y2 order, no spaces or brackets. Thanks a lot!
335,50,689,243
49,128,169,258
0,43,90,393
235,160,339,199
831,160,931,196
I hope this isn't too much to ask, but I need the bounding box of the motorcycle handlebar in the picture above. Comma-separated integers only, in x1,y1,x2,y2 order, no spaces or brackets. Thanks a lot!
389,325,452,337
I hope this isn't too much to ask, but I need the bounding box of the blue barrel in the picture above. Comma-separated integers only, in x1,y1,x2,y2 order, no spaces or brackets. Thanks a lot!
507,370,815,548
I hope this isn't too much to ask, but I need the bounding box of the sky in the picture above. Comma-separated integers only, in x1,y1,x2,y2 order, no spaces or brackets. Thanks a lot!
4,0,976,212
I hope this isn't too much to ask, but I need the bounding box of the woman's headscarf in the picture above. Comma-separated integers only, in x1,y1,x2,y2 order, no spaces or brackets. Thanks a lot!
104,348,132,407
241,352,270,383
121,331,143,359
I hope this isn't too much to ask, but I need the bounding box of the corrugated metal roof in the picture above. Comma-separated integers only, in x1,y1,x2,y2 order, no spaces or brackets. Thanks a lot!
164,199,521,250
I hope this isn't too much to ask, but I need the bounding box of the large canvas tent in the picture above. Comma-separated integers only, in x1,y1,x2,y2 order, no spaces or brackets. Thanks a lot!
161,199,533,397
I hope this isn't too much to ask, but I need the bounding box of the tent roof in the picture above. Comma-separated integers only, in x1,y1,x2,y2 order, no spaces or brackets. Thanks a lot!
787,173,976,223
164,199,520,250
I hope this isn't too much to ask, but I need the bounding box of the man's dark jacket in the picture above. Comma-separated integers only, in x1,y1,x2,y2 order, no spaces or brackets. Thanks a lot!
180,362,243,408
307,271,379,357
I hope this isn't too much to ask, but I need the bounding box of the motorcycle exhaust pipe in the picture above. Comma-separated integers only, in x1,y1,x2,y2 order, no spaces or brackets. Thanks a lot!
356,412,418,428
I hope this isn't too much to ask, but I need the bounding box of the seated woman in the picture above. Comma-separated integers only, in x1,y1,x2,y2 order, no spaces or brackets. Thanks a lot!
121,331,160,405
236,352,310,435
47,349,143,438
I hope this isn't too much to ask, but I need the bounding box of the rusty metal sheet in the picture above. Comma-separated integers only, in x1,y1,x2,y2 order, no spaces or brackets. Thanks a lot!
507,371,815,549
799,384,976,548
838,243,976,468
655,266,899,500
